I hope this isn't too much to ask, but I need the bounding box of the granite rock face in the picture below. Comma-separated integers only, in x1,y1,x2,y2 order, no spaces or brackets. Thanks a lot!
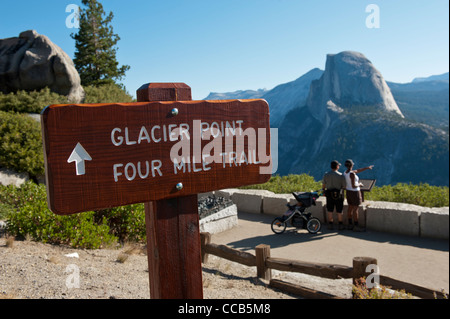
0,167,29,187
306,51,403,123
0,30,84,102
200,51,449,186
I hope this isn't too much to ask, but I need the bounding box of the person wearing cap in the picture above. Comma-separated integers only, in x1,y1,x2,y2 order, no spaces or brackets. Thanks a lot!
322,160,346,230
343,159,374,231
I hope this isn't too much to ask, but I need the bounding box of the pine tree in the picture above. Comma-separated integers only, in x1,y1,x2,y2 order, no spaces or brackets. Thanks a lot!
71,0,130,86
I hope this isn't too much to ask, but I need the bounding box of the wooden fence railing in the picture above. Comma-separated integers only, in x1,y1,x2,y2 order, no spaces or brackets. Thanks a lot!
200,232,446,299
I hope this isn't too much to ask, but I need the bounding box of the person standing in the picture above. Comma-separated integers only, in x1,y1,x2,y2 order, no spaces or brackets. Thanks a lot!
322,160,346,230
343,159,374,231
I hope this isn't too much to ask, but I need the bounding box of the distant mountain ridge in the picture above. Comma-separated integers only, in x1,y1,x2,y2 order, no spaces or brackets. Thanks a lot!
204,64,448,130
262,68,324,127
387,78,449,129
204,89,268,100
412,72,449,83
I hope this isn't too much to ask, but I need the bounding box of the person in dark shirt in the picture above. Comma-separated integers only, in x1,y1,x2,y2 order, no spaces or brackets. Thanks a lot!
322,160,346,230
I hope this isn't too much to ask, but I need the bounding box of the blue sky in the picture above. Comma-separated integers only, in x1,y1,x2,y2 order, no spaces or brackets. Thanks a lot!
1,0,448,100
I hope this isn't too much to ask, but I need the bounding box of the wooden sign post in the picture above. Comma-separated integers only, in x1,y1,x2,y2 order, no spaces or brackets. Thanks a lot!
41,82,271,299
138,83,202,299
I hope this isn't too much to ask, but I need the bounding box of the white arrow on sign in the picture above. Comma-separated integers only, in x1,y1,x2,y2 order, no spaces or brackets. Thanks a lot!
67,143,92,176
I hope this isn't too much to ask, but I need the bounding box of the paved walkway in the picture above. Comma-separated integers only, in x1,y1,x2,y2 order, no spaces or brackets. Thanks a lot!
211,212,449,293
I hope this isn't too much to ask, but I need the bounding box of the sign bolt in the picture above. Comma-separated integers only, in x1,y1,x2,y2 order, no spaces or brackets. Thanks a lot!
171,108,179,116
176,182,183,191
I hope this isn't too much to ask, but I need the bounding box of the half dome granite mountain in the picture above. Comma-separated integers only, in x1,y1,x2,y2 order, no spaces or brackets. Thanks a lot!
204,51,449,186
305,51,404,125
277,51,448,186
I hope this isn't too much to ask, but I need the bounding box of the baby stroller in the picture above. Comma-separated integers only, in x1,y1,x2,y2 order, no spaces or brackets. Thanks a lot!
271,191,322,234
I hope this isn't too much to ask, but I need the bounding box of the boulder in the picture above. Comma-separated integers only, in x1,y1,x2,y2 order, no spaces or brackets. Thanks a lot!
0,30,84,102
0,167,29,187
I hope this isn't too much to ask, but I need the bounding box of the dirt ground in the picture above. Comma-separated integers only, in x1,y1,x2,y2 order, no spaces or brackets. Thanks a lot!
1,212,448,299
0,237,352,299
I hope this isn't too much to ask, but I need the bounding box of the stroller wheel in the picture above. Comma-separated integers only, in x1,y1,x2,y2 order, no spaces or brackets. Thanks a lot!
271,217,287,234
306,217,321,234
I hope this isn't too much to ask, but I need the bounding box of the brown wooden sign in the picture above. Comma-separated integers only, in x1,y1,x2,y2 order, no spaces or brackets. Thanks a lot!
41,99,271,215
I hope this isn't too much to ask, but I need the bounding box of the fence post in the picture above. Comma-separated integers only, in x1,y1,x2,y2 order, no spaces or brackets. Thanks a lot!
256,244,271,280
352,256,377,298
200,232,211,263
353,257,377,284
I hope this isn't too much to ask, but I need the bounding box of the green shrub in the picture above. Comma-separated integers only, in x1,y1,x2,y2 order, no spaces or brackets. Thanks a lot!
365,183,449,208
94,204,146,243
2,182,146,248
0,181,41,218
7,201,117,249
0,88,68,114
0,85,134,114
240,174,322,194
352,278,413,299
83,83,134,103
4,182,117,249
0,111,44,177
0,203,11,220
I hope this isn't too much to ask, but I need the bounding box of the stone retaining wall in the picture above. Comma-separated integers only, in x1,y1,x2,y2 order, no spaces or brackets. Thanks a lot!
199,204,238,235
214,189,449,240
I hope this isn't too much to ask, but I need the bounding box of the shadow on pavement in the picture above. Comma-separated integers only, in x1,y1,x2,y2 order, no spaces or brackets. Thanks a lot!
236,212,449,253
226,230,336,251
